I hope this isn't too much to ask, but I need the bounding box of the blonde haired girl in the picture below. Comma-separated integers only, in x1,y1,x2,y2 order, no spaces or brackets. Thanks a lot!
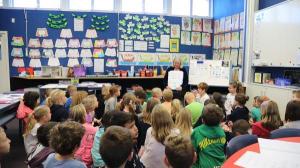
46,89,68,122
82,95,99,124
69,104,98,167
175,108,193,137
70,91,88,108
117,92,137,115
141,104,179,168
171,99,182,122
23,105,51,154
252,100,283,138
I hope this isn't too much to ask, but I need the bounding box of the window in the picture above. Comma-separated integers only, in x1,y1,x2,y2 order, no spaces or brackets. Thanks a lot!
0,0,3,6
172,0,191,16
14,0,37,8
94,0,114,11
121,0,143,13
193,0,210,17
145,0,163,14
39,0,60,8
69,0,92,10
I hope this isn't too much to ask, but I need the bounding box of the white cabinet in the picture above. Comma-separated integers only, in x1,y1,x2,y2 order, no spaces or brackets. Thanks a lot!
246,83,294,119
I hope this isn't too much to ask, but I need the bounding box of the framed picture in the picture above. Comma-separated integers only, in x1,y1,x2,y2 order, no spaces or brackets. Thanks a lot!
254,72,262,83
169,39,179,52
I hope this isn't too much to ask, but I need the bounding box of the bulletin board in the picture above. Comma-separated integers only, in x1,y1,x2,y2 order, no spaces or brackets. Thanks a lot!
0,8,214,77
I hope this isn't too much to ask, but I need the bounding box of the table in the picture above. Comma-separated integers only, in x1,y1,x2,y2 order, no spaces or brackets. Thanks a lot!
222,137,300,168
11,76,165,91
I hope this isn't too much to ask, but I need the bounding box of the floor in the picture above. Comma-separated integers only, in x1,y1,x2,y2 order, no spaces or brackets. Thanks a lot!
1,118,27,168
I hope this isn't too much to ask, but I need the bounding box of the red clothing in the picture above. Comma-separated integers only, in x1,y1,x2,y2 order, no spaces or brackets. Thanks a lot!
252,121,271,138
16,100,33,125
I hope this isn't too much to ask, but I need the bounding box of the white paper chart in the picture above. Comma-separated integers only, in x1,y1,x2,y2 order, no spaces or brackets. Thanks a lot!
188,59,230,86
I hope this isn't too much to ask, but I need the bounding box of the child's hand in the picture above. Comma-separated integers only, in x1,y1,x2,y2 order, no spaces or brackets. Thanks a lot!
221,122,231,132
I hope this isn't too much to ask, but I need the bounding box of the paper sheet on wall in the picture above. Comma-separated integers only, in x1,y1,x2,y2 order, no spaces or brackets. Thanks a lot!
134,41,147,51
160,35,170,48
125,45,133,51
74,18,84,32
168,70,184,90
94,59,104,73
125,40,133,46
119,40,124,51
171,24,180,38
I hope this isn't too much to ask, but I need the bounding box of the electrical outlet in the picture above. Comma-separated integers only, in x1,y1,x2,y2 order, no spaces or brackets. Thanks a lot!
11,18,15,23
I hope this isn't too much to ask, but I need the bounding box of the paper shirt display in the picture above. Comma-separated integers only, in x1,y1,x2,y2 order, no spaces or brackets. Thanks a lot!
60,29,73,38
42,39,54,48
80,49,93,58
55,39,68,48
55,49,67,58
11,36,24,46
28,38,41,48
29,49,41,58
12,58,25,67
48,57,60,66
42,49,54,58
81,39,93,48
36,28,48,37
68,39,81,48
29,59,42,68
94,40,106,48
81,58,93,67
67,49,80,58
67,58,79,67
11,48,24,57
85,29,98,38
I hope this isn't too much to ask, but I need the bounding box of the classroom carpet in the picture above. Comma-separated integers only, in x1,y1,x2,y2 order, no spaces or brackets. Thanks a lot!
1,118,27,168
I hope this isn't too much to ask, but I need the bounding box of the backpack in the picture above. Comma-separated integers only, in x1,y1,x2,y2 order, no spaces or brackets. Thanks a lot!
27,147,54,168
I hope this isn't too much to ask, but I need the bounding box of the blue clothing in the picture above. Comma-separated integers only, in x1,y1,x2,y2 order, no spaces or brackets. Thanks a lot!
64,97,72,112
91,127,105,167
43,153,86,168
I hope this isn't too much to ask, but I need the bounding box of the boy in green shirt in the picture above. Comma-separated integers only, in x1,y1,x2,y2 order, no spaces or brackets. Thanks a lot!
191,104,226,168
185,92,204,126
250,96,263,122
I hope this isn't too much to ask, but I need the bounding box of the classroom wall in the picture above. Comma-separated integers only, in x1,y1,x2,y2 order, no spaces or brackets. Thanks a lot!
0,8,213,77
259,0,287,10
213,0,245,19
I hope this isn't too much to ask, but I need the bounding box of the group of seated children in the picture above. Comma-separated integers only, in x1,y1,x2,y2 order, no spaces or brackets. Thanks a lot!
0,82,298,168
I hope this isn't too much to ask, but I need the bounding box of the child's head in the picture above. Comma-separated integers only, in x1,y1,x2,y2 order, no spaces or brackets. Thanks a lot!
175,108,192,137
119,93,137,115
69,104,86,124
23,91,40,110
228,81,244,94
0,127,11,155
100,126,133,168
163,89,173,102
261,100,282,130
164,133,195,168
151,104,174,143
50,121,84,156
82,95,98,113
197,82,208,95
292,90,300,100
234,93,249,106
202,103,223,126
134,88,147,105
260,100,269,115
110,111,138,143
37,122,58,147
67,85,77,97
71,91,88,107
232,119,250,136
102,84,111,100
47,89,67,106
44,88,53,99
204,98,216,106
212,92,224,108
184,92,195,105
109,85,121,97
171,99,182,121
101,111,114,128
285,100,300,122
142,98,160,124
24,105,51,137
152,87,163,100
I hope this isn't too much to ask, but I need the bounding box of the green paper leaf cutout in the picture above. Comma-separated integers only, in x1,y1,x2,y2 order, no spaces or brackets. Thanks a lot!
119,20,126,26
72,14,76,17
93,15,97,18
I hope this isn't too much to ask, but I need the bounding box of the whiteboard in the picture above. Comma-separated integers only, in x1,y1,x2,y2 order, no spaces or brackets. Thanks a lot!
253,0,300,67
188,59,230,86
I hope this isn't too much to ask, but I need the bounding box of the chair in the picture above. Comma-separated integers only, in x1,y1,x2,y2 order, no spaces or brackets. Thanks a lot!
226,134,258,157
270,128,300,139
